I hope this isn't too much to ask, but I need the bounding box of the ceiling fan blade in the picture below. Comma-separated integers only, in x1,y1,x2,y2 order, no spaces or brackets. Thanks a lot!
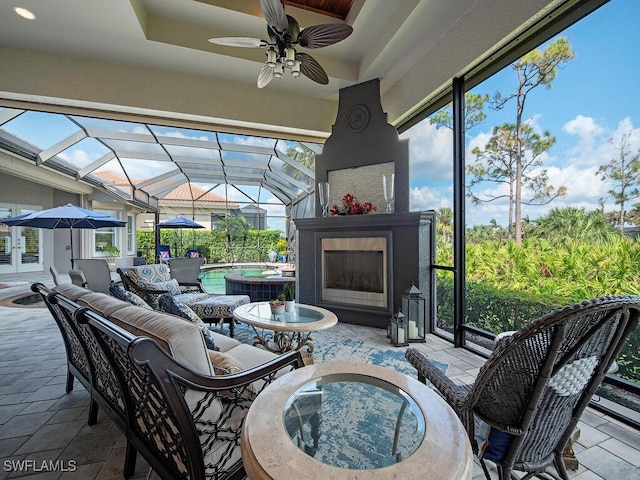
257,63,274,88
208,37,265,48
260,0,288,34
299,24,353,48
297,52,329,85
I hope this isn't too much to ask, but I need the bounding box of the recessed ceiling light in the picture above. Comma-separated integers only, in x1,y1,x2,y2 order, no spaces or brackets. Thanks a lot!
13,7,36,20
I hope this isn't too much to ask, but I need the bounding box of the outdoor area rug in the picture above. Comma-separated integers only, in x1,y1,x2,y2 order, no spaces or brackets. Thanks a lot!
223,323,449,469
220,323,447,377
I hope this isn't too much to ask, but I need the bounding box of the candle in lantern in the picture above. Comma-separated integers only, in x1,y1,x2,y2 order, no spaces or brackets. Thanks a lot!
409,320,418,338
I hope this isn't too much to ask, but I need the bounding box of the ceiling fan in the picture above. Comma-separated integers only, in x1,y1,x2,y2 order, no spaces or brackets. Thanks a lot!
208,0,353,88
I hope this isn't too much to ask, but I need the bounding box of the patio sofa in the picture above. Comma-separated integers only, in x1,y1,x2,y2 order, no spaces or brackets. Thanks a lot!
32,281,304,480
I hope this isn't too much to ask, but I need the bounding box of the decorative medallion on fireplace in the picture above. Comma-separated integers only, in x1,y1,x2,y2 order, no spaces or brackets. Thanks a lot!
321,237,387,308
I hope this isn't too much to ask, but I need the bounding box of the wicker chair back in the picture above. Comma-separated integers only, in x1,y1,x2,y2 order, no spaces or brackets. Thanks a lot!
406,295,640,480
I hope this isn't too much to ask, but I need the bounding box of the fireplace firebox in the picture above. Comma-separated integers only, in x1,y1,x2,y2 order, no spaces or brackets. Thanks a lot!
322,237,387,308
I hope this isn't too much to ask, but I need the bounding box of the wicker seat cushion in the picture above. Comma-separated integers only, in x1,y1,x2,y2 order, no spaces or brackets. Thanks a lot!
108,305,213,376
173,292,212,304
126,264,171,283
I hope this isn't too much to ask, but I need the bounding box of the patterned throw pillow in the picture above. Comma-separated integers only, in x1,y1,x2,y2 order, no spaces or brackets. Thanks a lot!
139,278,182,295
158,293,219,351
109,284,152,309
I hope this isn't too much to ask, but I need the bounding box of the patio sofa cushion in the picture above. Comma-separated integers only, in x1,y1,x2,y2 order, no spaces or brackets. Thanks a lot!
108,305,214,376
76,292,131,318
54,283,93,301
223,343,284,370
211,332,242,352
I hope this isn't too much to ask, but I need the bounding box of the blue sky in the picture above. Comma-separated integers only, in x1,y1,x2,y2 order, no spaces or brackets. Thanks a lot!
402,0,640,227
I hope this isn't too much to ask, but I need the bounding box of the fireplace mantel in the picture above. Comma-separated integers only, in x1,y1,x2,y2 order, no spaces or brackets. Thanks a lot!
295,211,435,330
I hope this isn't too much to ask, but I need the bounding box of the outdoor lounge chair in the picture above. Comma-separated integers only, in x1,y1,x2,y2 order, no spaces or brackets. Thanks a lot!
49,265,61,286
117,265,250,336
68,269,87,287
169,257,204,292
75,259,115,294
158,245,173,264
405,295,640,480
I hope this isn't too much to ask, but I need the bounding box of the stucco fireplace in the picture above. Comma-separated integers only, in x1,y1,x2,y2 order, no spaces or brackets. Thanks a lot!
295,212,435,330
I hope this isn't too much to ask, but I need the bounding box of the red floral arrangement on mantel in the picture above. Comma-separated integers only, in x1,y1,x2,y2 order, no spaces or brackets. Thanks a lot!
330,193,377,215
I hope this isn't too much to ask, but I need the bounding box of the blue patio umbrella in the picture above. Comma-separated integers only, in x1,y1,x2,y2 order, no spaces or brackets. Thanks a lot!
156,216,204,254
1,203,127,268
156,216,204,229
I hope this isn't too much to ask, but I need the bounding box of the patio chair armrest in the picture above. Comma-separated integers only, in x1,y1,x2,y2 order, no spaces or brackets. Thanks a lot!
405,348,470,408
177,280,205,293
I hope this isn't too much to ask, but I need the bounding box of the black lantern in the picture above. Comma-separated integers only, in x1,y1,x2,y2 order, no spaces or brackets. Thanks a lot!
390,310,408,347
402,284,426,342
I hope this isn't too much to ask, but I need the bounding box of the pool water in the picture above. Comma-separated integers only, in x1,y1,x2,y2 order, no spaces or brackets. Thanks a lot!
199,268,265,294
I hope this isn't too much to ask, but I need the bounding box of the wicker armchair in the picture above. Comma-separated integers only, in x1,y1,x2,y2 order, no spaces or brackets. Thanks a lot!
117,265,208,308
405,295,640,480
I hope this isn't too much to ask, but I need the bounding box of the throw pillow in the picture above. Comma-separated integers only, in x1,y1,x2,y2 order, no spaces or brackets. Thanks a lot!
139,278,182,295
208,350,245,374
158,293,219,351
207,351,257,400
476,419,513,461
109,284,152,309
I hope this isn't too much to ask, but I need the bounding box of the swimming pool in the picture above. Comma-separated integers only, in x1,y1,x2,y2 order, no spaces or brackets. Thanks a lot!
199,267,265,294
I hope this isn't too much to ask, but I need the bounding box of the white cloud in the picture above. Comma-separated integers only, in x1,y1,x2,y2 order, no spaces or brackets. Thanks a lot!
58,148,99,168
409,186,452,212
561,115,610,167
401,122,452,181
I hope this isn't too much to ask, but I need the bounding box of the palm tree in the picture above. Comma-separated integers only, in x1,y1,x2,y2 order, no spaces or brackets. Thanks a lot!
215,215,250,263
531,207,619,243
436,207,453,244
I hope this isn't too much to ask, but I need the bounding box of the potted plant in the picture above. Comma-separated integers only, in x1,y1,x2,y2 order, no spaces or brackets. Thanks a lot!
283,283,295,312
103,245,120,271
269,296,285,316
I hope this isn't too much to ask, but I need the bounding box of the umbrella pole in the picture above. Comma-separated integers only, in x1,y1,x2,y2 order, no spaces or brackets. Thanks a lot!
69,228,74,269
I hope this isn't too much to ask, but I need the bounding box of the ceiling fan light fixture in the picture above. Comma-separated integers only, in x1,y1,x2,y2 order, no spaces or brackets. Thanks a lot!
266,48,277,68
285,47,296,67
273,61,284,79
292,60,301,77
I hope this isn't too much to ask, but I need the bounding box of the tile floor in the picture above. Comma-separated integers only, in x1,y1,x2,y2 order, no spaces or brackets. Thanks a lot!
0,273,639,479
